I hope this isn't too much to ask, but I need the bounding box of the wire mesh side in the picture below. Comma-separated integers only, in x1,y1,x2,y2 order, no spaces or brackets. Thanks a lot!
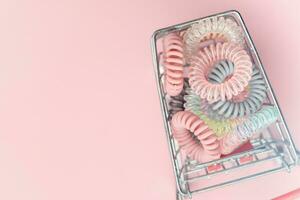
151,10,299,199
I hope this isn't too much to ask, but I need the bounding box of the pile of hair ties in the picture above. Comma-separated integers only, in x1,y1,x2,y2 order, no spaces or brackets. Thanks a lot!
162,16,280,163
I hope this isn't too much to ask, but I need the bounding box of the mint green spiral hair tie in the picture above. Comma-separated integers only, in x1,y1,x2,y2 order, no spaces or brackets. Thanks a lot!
235,106,279,141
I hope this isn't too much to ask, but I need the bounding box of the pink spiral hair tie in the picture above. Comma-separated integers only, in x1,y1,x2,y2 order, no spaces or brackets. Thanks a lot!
189,42,253,102
162,33,185,96
171,111,221,162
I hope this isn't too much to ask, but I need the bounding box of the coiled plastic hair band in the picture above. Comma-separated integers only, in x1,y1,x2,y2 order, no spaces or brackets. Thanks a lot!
208,61,267,118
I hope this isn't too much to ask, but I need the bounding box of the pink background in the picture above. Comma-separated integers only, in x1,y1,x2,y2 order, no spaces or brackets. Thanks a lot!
1,0,300,199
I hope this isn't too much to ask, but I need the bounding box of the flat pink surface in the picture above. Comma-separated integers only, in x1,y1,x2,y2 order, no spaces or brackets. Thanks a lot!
0,1,300,200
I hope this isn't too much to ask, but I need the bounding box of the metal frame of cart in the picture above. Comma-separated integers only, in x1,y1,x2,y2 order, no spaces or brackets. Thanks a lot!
151,10,300,200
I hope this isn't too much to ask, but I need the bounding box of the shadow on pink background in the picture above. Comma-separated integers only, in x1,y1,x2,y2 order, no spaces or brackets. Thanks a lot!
0,0,300,199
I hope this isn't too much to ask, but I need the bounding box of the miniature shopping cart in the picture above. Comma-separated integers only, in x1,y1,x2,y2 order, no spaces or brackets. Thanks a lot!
151,10,300,200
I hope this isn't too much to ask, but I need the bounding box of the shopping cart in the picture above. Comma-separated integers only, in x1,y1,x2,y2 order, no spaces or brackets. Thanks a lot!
151,10,300,200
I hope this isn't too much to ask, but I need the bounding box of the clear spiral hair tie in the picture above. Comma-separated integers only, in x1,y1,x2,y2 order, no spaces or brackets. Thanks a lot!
208,61,267,118
189,42,253,102
184,88,244,138
219,106,280,154
184,88,222,119
184,88,206,111
171,111,221,162
235,106,279,141
183,16,244,62
162,33,185,96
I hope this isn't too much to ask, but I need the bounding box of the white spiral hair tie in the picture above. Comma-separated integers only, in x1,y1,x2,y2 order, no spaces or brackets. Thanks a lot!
184,16,244,62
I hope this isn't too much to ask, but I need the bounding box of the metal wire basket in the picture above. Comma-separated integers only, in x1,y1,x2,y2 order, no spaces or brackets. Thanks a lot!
150,10,300,199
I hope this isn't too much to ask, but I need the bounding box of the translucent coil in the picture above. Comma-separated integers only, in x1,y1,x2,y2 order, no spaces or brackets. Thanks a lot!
189,42,253,102
162,33,185,96
184,16,244,62
171,111,221,162
219,106,280,155
184,88,244,138
236,106,279,140
184,88,209,115
208,61,267,118
219,130,243,155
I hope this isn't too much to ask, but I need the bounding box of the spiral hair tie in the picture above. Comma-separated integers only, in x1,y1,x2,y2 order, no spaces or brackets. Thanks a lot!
168,79,189,117
219,106,280,154
184,88,244,138
184,16,244,62
235,106,279,141
162,33,185,96
171,111,221,162
189,42,253,102
183,88,211,116
219,130,243,155
208,62,267,118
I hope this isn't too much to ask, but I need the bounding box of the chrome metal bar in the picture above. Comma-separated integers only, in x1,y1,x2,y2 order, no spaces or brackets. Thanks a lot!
233,10,299,164
184,162,192,198
186,155,281,183
185,144,269,174
151,33,189,196
203,167,208,176
234,158,240,167
272,122,285,141
220,163,226,170
253,153,259,161
190,166,286,195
